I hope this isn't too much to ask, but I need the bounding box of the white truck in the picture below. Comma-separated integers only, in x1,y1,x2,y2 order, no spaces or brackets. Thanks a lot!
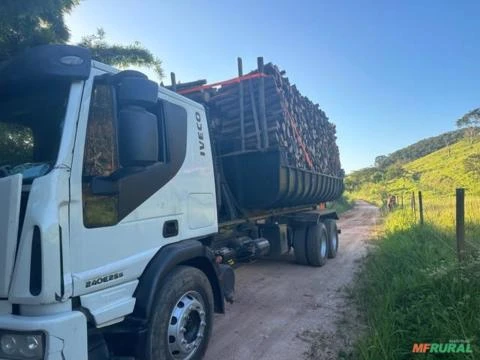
0,45,343,360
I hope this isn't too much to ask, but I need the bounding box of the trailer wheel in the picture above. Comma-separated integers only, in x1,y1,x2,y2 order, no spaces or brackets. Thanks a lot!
145,266,213,360
293,227,309,265
324,219,339,258
306,223,328,267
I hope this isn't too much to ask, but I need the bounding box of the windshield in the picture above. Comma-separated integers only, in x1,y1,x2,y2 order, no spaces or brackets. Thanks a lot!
0,79,70,182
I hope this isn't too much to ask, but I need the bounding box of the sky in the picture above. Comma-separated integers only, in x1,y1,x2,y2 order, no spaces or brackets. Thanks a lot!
66,0,480,173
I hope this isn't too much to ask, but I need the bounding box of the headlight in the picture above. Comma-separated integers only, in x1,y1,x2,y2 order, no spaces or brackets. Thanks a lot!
0,331,44,359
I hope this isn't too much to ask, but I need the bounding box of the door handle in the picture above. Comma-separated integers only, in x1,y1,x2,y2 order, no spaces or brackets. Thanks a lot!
163,220,179,238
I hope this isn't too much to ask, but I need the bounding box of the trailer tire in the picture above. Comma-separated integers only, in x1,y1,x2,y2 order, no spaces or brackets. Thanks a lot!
324,219,339,258
293,227,309,265
145,266,214,360
306,223,328,267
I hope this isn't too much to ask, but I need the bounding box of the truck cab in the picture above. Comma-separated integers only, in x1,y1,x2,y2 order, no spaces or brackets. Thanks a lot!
0,45,225,360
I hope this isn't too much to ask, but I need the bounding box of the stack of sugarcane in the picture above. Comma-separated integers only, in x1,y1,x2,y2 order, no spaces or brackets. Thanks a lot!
172,58,344,178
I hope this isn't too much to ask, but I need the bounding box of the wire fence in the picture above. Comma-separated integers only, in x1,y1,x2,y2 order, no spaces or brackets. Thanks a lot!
386,189,480,262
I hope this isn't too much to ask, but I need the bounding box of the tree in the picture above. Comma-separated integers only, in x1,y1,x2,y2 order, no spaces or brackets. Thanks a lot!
411,172,421,182
0,123,33,165
457,108,480,142
385,163,405,180
343,177,357,192
371,171,384,184
464,153,480,178
0,1,163,78
374,155,389,169
78,29,163,78
0,0,79,61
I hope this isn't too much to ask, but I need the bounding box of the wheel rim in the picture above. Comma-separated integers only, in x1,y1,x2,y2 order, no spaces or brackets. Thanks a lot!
331,231,338,251
168,291,207,360
320,232,327,258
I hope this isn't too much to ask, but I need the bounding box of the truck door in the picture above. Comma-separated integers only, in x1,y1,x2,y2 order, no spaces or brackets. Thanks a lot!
68,70,198,301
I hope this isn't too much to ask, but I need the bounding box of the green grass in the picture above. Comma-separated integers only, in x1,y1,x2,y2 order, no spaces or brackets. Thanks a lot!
353,196,480,359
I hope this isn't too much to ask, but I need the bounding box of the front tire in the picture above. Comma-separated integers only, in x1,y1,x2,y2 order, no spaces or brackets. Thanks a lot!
145,266,214,360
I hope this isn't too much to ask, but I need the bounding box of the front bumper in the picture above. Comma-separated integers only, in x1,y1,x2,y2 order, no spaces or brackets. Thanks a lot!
0,311,87,360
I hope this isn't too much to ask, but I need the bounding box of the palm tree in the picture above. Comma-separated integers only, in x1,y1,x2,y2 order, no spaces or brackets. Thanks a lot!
78,29,163,79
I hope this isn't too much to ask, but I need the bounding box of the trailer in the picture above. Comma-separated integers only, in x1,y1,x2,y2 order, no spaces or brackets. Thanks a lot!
0,45,343,360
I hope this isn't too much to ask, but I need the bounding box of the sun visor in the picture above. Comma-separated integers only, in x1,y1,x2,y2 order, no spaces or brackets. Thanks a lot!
0,45,92,91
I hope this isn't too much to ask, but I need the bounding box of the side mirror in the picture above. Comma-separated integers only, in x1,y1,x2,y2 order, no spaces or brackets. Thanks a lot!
118,106,159,167
115,73,160,168
117,76,158,108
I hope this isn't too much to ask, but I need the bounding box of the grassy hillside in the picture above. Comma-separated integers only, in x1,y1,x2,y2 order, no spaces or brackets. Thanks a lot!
349,138,480,206
390,139,480,194
375,129,466,168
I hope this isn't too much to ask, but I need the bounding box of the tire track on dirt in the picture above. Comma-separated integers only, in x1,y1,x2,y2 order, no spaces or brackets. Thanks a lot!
204,201,378,360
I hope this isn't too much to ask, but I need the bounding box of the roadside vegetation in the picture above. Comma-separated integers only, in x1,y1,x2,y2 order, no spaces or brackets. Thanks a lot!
329,194,355,214
353,196,480,359
346,132,480,359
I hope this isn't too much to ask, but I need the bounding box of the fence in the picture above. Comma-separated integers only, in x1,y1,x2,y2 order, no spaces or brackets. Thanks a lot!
388,188,480,263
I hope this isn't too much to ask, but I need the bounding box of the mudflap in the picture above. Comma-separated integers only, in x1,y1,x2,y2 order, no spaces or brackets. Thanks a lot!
217,263,235,303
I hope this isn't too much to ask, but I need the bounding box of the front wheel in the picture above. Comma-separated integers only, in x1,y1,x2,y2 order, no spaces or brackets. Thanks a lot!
145,266,214,360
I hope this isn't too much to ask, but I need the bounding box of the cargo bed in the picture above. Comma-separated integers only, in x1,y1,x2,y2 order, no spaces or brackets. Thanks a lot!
222,150,344,210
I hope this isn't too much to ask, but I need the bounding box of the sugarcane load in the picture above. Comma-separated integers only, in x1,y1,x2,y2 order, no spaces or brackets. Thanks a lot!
171,57,344,214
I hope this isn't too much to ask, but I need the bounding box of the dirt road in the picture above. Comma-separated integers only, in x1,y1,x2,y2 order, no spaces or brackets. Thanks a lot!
204,201,379,360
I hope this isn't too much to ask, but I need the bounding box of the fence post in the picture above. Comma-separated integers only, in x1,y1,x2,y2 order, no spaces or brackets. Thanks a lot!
411,191,416,220
418,191,424,225
456,188,465,262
